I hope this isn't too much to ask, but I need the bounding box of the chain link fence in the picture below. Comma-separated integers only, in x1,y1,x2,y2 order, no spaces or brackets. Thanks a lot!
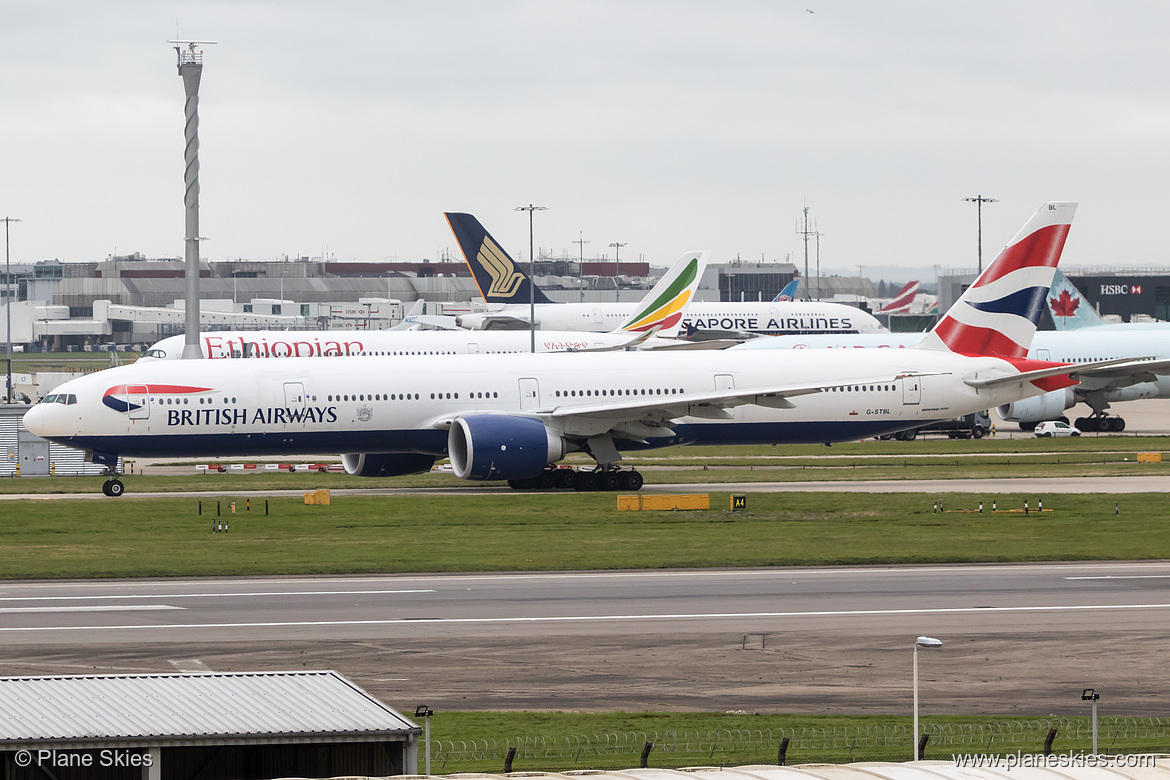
429,718,1170,773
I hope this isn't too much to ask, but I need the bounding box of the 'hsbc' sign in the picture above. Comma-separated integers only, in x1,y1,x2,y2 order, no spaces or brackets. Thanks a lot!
1099,284,1144,295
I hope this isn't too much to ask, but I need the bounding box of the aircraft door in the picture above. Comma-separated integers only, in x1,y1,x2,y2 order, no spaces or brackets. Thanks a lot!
468,343,480,354
1036,349,1051,361
127,385,149,420
591,307,604,329
714,374,735,391
284,382,306,407
519,378,539,411
901,375,921,405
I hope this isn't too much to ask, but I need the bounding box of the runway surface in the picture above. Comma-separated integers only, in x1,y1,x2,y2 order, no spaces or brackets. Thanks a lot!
1,563,1167,714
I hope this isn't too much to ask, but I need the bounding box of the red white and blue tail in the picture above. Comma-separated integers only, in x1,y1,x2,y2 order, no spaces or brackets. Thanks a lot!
918,201,1076,358
877,281,919,314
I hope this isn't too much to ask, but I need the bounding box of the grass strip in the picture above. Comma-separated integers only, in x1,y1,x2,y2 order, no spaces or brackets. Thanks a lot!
0,491,1162,579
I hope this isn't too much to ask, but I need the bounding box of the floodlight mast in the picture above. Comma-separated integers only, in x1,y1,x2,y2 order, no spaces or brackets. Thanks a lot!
169,40,217,359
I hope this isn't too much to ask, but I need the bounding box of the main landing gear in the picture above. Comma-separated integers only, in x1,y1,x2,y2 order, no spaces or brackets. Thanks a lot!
508,465,644,492
1075,414,1126,433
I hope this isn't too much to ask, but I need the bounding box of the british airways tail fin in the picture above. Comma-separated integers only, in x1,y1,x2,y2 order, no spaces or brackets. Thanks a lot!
1047,269,1106,330
917,201,1076,357
616,251,709,337
878,280,919,314
773,279,800,302
445,212,555,305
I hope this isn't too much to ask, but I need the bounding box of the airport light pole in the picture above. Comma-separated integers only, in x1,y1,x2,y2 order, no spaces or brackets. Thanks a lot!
963,195,998,274
574,231,589,302
1082,689,1100,753
2,217,19,405
515,204,546,353
912,636,943,760
414,705,433,775
609,242,627,302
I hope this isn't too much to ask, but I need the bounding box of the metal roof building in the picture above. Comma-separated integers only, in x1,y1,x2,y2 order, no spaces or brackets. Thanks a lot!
0,671,419,780
392,760,1170,780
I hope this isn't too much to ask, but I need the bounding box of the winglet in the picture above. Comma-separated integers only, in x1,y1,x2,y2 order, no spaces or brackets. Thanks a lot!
445,212,555,305
616,251,709,337
1047,269,1106,330
917,201,1076,357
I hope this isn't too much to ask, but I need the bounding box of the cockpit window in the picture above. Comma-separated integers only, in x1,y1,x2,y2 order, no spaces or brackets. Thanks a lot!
43,394,57,403
139,349,167,360
66,395,77,405
56,395,69,404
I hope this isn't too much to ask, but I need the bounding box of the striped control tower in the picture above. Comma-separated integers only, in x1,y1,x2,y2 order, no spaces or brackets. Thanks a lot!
169,40,216,359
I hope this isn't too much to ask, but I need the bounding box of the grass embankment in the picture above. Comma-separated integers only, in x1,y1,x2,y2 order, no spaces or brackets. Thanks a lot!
422,712,1167,772
0,490,1164,579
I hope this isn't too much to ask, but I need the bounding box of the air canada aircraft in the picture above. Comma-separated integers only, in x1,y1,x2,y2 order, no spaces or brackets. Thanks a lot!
446,212,885,335
140,252,711,360
736,268,1170,433
28,201,1107,497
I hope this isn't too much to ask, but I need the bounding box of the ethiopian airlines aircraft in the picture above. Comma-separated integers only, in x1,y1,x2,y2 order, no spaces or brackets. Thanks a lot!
27,202,1099,497
141,252,710,360
446,212,885,335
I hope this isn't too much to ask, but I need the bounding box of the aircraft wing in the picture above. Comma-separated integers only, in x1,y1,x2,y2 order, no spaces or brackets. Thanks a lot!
400,315,465,330
476,315,534,330
638,338,742,351
544,374,905,421
964,357,1156,390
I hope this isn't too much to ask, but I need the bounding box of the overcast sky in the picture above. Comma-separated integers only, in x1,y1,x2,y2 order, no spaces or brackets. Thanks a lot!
4,1,1170,281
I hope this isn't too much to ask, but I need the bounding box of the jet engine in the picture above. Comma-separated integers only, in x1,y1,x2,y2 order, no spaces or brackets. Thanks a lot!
996,388,1075,424
448,414,566,481
341,452,436,477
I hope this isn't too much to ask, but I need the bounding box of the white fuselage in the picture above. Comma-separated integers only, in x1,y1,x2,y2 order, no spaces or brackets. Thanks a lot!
458,301,884,335
143,329,676,360
26,347,1053,463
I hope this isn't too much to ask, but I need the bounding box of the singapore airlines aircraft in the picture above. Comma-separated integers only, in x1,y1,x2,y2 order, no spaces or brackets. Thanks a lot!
27,202,1097,497
446,212,885,335
735,270,1170,433
140,252,711,360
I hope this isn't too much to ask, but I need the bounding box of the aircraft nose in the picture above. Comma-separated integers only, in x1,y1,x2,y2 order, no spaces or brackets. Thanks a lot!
22,404,46,437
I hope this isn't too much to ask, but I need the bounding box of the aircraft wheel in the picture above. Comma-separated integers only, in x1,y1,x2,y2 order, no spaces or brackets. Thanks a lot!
507,477,535,490
555,469,577,489
1058,416,1070,425
1114,417,1126,432
1075,417,1089,431
599,472,622,491
537,470,557,490
1019,421,1037,432
619,470,644,491
104,479,125,497
574,471,599,491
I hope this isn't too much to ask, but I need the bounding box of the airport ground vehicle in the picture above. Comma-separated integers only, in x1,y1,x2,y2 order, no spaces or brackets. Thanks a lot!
881,410,991,441
1034,420,1081,437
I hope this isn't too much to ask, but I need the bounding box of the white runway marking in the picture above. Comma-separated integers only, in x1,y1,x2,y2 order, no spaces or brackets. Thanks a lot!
0,590,434,602
1064,576,1170,580
1,602,1168,632
0,605,184,614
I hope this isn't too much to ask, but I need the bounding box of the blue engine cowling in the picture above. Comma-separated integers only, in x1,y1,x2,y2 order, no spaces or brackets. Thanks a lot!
341,452,436,477
448,414,566,481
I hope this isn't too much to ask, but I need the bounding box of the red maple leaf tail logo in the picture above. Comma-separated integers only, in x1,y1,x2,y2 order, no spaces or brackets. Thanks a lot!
1049,289,1080,318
